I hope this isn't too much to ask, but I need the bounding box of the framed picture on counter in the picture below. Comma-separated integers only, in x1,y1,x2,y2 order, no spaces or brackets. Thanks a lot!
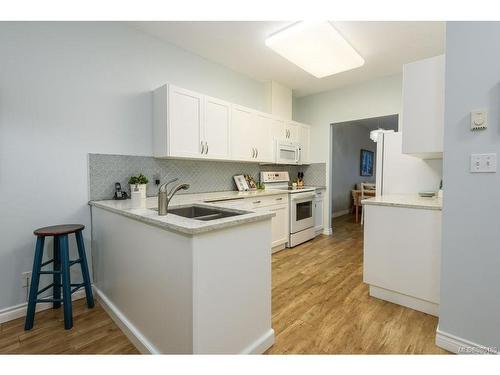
360,149,374,176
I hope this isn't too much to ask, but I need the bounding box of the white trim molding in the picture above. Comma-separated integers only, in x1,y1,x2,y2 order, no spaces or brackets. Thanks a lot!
332,209,350,218
0,289,86,324
436,326,499,354
94,286,157,354
322,227,333,236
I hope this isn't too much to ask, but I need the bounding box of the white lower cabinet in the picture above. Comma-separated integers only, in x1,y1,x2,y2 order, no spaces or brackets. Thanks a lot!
363,204,441,316
212,194,289,251
313,190,324,235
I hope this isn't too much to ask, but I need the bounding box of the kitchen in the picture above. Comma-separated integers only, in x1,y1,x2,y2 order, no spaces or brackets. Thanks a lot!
1,12,499,369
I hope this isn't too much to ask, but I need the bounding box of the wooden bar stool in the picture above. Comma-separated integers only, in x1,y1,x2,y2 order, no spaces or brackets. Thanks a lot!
24,224,94,330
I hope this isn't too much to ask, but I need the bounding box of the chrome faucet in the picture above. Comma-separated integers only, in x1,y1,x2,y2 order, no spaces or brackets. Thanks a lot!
158,178,190,215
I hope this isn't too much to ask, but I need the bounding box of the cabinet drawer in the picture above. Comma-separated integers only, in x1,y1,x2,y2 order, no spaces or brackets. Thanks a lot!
246,195,287,208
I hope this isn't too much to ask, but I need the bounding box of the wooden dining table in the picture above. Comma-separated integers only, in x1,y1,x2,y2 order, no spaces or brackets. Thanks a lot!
351,189,376,223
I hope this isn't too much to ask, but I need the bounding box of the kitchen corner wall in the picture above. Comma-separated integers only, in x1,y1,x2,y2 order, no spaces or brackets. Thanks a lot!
88,153,326,200
438,22,500,351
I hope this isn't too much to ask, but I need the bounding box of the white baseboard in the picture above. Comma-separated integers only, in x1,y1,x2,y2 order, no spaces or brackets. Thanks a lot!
93,286,158,354
436,327,498,354
369,285,439,317
322,227,332,236
240,328,275,354
0,289,87,324
332,209,350,218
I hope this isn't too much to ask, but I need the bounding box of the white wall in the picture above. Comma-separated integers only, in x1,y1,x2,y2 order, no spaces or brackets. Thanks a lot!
0,22,267,311
294,74,403,227
438,22,500,349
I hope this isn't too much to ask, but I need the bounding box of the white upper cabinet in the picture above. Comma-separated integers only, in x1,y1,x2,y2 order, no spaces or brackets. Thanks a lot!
254,112,276,163
298,124,311,165
284,122,300,143
153,83,312,164
402,55,445,159
231,105,256,161
154,84,204,158
204,96,231,159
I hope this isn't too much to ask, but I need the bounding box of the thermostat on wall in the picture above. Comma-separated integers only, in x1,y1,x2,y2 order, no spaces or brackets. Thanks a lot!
471,110,487,130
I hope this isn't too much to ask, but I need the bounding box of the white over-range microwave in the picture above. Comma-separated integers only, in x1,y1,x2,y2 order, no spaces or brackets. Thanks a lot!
275,140,301,165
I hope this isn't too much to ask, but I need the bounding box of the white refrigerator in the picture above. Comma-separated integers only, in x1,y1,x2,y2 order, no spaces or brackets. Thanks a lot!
375,132,442,196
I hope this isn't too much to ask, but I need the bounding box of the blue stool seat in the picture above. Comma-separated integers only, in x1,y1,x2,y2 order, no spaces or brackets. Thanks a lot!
24,224,94,330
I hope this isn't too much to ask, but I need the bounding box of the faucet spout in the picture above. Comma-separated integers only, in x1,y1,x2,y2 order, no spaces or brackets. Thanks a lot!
157,180,190,216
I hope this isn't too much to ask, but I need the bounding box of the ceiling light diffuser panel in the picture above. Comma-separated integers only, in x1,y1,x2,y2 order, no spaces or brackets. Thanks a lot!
265,21,365,78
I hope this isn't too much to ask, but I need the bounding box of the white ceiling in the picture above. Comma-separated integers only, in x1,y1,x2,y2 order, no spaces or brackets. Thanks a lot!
128,21,445,97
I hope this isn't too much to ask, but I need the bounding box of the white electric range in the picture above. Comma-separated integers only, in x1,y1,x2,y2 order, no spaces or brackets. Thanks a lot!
260,171,316,247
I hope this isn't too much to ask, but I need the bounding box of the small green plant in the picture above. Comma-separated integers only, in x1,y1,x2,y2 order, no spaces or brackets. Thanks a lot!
129,173,149,185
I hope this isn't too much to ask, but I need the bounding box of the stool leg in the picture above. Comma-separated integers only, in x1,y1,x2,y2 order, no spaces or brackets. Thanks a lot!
75,230,94,308
24,236,45,330
53,236,61,309
59,235,73,330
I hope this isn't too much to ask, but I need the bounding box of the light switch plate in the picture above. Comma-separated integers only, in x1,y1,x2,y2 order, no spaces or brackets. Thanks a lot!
471,110,487,130
470,153,497,173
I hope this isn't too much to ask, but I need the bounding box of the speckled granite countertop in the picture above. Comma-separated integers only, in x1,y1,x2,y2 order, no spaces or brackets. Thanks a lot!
361,194,442,211
89,190,289,235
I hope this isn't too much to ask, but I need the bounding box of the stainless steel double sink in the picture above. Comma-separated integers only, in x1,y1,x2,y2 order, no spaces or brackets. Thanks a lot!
151,205,243,221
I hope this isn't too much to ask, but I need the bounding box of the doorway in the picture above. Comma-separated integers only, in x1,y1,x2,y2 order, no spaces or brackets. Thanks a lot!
329,114,399,227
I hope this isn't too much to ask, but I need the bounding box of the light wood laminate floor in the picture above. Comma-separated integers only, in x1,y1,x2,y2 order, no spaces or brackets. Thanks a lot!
0,299,138,354
0,214,446,354
266,214,447,354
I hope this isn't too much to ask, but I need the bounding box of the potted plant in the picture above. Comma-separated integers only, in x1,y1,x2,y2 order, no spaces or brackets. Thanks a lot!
129,173,149,199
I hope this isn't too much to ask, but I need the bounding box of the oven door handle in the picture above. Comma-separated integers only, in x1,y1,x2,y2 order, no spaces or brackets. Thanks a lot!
290,192,315,201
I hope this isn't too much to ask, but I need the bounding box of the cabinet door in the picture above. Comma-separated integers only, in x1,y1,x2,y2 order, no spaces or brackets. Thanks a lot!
269,205,289,248
314,197,324,233
231,105,256,161
254,112,275,163
204,96,231,159
285,122,299,143
270,118,285,141
298,124,310,165
402,55,444,158
168,85,203,157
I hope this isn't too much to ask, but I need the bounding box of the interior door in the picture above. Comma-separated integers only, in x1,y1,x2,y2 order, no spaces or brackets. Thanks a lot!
168,85,203,157
231,105,255,161
204,96,231,159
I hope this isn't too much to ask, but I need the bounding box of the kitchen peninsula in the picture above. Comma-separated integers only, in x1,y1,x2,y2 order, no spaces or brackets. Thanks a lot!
90,192,278,354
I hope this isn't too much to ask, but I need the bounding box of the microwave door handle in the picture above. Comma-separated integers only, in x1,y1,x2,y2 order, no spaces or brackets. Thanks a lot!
297,147,301,164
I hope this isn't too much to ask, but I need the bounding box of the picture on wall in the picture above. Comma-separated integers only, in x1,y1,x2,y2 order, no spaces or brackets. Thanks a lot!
360,149,374,176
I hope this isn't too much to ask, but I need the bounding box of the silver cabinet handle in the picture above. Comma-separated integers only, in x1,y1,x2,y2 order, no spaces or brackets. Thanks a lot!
200,141,204,154
251,148,255,158
205,142,209,154
253,200,261,204
276,197,283,201
256,148,258,158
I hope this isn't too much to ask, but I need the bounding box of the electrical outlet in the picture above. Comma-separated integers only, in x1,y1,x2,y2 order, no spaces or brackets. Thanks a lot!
21,272,31,302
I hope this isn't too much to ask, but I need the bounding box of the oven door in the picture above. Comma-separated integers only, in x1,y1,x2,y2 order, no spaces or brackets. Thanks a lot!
290,192,315,233
276,141,300,164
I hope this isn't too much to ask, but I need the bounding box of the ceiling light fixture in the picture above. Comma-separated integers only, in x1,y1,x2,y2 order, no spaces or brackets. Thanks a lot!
265,21,365,78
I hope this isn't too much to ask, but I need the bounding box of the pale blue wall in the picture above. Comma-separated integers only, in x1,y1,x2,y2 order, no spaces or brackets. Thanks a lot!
439,22,500,349
0,22,268,311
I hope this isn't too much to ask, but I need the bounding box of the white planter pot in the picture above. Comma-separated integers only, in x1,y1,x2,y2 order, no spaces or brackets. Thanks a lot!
130,184,147,199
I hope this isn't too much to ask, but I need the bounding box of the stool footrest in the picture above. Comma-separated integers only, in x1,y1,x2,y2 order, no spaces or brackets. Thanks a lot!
69,259,81,267
36,283,58,295
40,259,54,268
38,270,61,275
36,298,63,303
71,283,85,294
